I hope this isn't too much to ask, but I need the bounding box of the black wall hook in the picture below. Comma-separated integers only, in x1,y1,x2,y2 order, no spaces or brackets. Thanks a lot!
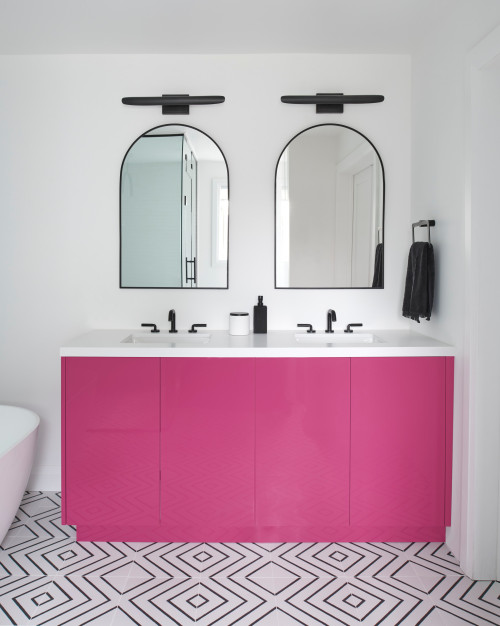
412,220,435,243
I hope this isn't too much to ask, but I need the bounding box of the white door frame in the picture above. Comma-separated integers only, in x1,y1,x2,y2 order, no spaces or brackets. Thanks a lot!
334,144,376,286
462,23,500,580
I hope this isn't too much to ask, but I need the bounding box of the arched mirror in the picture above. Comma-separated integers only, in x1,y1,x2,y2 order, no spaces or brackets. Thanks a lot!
120,124,229,288
275,124,384,288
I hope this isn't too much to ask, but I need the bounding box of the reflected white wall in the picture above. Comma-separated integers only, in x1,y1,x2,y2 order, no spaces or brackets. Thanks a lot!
197,159,227,287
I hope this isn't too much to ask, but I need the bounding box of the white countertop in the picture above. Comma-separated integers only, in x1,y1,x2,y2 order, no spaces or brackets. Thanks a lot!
60,329,454,358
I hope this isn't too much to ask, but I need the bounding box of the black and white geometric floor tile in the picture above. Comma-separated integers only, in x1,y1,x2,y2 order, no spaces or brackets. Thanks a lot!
0,493,499,625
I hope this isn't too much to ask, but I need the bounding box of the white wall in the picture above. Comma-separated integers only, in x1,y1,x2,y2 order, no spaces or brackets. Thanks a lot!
0,53,411,489
411,0,500,578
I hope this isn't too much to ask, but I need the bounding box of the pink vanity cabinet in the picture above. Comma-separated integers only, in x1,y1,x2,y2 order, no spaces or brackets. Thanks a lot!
350,357,454,541
62,357,161,532
62,354,453,543
255,358,350,541
160,358,255,541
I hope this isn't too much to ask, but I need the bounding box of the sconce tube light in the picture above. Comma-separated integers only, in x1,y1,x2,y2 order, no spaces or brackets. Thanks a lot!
281,93,384,114
121,94,225,115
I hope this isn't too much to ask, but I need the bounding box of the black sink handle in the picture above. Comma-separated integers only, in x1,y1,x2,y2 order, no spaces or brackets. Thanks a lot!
297,323,316,334
189,323,207,334
141,323,160,333
344,323,363,334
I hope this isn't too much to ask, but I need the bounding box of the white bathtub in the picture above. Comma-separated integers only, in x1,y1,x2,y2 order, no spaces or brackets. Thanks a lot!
0,405,40,546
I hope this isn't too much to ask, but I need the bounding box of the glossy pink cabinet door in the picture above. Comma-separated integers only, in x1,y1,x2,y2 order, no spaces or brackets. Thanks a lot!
255,358,350,529
161,358,255,530
64,357,160,526
351,357,446,528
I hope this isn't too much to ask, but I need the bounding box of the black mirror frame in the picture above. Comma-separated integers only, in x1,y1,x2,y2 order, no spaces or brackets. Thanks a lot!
120,123,230,290
274,122,385,290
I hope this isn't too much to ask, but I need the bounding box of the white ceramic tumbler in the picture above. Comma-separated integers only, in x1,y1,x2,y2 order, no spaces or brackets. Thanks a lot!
229,312,250,335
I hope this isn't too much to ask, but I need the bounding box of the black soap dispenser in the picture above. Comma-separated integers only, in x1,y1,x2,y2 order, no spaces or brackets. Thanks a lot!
253,296,267,334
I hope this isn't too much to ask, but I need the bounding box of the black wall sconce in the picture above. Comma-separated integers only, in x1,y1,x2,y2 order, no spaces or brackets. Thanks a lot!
121,94,225,115
281,92,384,114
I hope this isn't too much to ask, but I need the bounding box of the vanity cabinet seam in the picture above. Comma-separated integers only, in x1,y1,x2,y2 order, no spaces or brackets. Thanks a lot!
61,357,67,525
159,358,162,524
445,357,454,526
253,357,257,526
348,358,352,527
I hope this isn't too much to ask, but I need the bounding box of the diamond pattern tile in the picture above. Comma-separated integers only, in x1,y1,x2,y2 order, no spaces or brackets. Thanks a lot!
0,492,496,625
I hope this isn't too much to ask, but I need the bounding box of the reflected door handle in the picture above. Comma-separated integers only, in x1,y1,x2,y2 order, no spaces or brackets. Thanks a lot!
185,258,196,284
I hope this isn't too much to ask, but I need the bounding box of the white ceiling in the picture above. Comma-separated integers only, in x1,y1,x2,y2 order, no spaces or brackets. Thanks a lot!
0,0,457,55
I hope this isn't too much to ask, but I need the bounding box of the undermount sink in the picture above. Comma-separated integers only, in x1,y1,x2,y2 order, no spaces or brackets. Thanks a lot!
294,332,379,344
122,332,211,345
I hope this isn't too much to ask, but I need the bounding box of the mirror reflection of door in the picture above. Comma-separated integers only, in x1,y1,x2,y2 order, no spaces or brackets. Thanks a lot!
351,165,373,286
182,141,197,287
275,124,384,289
120,124,229,289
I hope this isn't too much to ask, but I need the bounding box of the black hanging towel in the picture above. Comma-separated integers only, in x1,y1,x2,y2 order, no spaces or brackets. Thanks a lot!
402,242,434,322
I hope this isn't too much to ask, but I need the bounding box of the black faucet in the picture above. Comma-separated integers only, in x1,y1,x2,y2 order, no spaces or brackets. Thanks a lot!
189,323,207,334
141,323,160,333
168,309,177,333
326,309,337,333
297,323,316,334
345,323,363,333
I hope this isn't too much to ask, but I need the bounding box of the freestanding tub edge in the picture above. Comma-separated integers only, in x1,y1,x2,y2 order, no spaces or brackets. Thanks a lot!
0,405,40,546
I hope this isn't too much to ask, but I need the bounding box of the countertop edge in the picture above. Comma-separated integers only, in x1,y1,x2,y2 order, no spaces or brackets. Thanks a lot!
60,329,454,358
